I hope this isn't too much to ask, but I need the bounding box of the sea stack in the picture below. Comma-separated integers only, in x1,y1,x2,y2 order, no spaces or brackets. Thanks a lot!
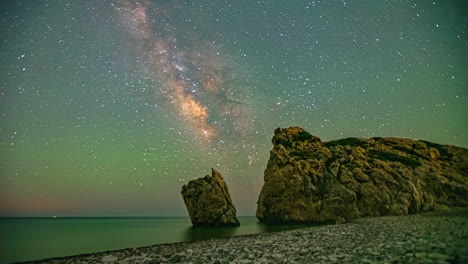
182,168,240,226
256,127,468,224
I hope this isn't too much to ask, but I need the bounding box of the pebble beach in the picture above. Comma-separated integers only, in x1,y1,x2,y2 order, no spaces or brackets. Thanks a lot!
24,208,468,264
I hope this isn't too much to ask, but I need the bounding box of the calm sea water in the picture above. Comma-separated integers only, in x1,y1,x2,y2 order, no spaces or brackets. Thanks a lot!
0,216,307,264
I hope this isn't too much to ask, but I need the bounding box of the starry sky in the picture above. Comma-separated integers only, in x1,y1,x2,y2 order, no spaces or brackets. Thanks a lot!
1,0,467,217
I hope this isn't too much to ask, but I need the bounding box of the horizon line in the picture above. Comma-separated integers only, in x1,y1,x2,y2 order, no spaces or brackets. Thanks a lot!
0,215,257,218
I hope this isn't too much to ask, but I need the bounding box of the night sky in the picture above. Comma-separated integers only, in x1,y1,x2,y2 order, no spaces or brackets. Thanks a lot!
1,0,467,216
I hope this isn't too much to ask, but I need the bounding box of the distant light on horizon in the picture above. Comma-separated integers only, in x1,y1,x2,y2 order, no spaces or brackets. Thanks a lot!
0,0,467,217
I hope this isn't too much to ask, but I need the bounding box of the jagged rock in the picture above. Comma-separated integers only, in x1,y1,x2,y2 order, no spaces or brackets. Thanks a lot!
182,168,240,226
256,127,468,224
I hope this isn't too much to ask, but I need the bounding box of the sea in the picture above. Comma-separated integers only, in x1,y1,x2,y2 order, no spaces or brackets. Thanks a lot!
0,216,308,264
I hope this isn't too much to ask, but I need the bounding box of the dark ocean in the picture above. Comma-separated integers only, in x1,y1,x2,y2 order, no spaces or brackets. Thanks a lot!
0,216,306,264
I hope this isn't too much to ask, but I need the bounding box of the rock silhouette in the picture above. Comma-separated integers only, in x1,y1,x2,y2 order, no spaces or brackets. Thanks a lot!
256,127,468,224
182,168,240,226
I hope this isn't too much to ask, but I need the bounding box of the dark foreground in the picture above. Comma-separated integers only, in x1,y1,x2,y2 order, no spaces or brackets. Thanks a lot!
24,208,468,264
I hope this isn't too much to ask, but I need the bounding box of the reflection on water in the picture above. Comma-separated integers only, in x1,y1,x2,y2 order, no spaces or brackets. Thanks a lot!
0,216,317,264
183,217,312,242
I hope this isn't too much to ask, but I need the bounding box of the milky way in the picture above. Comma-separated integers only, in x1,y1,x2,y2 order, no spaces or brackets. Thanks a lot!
116,0,254,146
0,0,466,216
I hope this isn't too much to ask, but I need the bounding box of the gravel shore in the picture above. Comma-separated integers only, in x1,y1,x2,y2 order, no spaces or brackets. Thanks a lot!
26,208,468,264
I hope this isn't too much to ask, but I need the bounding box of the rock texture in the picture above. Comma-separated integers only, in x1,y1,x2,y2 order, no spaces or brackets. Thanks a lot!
182,168,240,226
256,127,468,224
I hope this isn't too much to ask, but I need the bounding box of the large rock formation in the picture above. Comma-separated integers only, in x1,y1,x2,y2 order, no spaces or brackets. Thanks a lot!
182,168,240,226
256,127,468,224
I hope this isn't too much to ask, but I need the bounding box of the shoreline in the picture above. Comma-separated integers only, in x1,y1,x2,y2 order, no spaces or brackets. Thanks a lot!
20,208,468,264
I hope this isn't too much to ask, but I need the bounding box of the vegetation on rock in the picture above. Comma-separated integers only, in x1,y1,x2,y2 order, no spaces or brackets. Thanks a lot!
369,149,422,168
295,131,314,142
391,146,427,160
421,140,450,157
257,127,468,224
324,137,367,148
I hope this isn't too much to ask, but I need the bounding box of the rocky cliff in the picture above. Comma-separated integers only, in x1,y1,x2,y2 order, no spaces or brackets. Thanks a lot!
256,127,468,224
182,168,240,226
